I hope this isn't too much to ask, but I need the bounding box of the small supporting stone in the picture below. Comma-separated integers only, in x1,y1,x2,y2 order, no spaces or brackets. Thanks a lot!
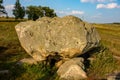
57,58,87,80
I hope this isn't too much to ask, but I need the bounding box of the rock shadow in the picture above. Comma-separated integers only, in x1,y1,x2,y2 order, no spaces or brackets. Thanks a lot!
78,46,102,70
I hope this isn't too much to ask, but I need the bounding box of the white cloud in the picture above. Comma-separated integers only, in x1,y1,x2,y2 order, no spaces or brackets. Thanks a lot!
71,10,84,15
4,5,14,17
96,3,120,9
56,11,66,14
80,0,116,3
96,4,106,8
5,5,14,10
56,10,84,15
81,0,90,3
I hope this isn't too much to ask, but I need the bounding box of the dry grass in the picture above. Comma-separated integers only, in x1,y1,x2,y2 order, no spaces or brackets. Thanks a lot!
93,23,120,56
86,23,120,79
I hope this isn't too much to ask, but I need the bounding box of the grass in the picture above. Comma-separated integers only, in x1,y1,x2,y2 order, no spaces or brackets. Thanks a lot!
86,23,120,79
87,46,119,79
0,19,120,80
9,63,58,80
0,22,28,62
93,24,120,56
0,17,27,22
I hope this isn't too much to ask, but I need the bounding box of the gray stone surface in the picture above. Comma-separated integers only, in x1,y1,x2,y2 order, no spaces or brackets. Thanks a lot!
57,58,87,80
17,58,37,65
0,70,9,74
15,15,100,61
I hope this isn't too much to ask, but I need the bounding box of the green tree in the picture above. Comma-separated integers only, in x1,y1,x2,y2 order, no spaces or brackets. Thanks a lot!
26,6,43,20
42,6,57,17
0,0,8,17
13,0,25,19
26,6,57,21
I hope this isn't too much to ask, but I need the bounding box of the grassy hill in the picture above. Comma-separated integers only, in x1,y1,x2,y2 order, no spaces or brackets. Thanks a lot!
0,20,120,79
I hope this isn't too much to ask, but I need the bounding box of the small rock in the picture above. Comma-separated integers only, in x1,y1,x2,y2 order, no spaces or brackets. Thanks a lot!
113,55,120,60
107,72,120,80
57,58,87,80
0,70,10,80
55,60,64,68
17,58,37,65
0,70,9,74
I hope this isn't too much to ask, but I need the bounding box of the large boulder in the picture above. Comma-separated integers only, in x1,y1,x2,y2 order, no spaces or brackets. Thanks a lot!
15,15,100,61
57,58,87,80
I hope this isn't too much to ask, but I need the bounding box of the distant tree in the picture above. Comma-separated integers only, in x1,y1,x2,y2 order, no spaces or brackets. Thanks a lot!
0,0,8,17
42,6,57,17
13,0,25,19
26,6,43,20
26,5,57,21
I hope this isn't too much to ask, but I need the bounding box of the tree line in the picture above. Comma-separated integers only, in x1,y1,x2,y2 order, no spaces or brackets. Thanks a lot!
0,0,57,20
0,0,8,17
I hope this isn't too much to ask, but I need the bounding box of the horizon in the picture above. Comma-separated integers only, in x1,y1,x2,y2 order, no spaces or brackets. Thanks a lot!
1,0,120,23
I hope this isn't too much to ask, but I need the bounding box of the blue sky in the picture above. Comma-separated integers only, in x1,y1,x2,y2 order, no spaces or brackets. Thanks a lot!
2,0,120,23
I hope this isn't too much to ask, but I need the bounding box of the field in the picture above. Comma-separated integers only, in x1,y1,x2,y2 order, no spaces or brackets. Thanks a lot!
0,20,120,80
94,23,120,56
88,23,120,79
